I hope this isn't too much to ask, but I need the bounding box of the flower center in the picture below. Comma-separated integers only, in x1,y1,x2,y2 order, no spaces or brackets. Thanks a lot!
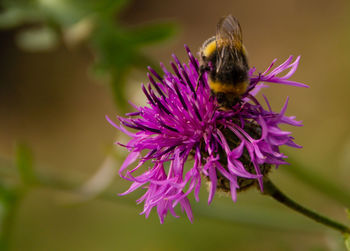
203,119,271,192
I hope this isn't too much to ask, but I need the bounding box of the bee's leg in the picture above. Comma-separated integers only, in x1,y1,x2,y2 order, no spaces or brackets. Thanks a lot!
234,98,247,111
216,92,225,105
237,97,243,106
195,65,210,91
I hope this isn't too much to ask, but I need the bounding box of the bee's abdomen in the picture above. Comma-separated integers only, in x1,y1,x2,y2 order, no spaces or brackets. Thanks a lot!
209,79,248,96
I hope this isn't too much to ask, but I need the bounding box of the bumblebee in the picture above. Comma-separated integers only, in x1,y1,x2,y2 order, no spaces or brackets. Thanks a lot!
199,15,249,108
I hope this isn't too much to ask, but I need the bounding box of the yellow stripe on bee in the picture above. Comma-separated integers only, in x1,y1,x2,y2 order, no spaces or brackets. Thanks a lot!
203,39,244,58
203,40,217,57
209,80,248,95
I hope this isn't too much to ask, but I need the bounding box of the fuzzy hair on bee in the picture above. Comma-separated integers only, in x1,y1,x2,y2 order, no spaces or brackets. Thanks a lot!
198,15,249,108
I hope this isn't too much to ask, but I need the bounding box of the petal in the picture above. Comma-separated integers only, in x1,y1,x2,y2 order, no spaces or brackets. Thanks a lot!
207,165,217,204
119,151,140,177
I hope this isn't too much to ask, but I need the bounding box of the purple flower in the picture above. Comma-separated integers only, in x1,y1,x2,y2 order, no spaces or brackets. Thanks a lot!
107,45,308,223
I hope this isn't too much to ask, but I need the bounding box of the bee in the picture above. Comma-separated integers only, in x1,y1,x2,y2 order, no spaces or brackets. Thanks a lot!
199,15,249,108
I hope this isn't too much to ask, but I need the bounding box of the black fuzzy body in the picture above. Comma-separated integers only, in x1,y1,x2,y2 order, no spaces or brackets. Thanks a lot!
199,37,250,107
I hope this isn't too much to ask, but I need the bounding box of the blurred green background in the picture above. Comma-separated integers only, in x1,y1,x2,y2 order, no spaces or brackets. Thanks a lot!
1,0,350,250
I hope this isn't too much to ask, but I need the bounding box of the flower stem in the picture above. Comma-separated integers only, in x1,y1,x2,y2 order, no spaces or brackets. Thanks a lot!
262,178,350,234
0,184,20,251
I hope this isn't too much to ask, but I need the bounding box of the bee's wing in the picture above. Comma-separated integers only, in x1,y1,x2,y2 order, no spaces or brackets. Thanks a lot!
216,15,242,43
216,15,242,72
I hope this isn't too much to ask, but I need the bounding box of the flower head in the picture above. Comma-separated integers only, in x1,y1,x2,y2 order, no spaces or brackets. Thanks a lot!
107,45,308,223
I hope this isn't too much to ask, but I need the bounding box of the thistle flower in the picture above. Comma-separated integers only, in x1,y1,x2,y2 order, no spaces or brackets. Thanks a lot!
107,45,308,223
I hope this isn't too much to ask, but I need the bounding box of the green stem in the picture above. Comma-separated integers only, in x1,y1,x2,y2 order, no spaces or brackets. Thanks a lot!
262,179,350,234
0,186,20,251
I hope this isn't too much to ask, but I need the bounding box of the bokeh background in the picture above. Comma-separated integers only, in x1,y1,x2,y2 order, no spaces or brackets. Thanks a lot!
1,0,350,250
